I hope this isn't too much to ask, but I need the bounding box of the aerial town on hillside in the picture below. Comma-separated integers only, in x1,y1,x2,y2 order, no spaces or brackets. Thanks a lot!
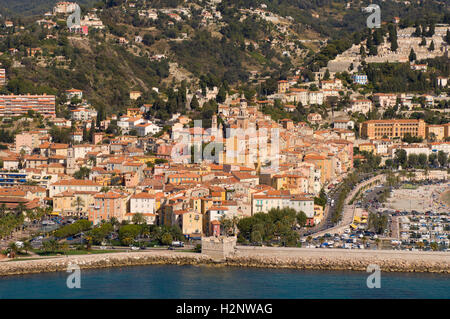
0,1,449,256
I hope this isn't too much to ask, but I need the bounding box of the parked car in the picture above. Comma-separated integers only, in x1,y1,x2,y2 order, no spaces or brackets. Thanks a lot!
171,241,184,247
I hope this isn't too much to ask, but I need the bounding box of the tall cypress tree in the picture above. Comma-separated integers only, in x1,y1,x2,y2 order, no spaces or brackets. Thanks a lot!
190,95,199,110
409,48,416,62
419,37,426,46
88,119,95,143
388,24,398,52
413,25,421,37
216,85,227,103
82,126,88,142
427,22,435,37
428,40,435,51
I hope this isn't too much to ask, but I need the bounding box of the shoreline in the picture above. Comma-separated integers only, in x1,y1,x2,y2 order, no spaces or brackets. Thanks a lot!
1,247,449,277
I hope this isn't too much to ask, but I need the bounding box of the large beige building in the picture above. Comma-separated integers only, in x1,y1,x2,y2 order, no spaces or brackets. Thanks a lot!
426,125,446,141
360,119,426,140
277,80,289,94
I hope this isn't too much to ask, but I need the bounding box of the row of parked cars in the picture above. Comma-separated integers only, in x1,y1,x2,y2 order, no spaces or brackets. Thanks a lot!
302,229,379,249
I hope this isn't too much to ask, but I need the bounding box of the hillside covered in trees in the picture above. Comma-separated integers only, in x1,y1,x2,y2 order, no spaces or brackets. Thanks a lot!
0,0,448,118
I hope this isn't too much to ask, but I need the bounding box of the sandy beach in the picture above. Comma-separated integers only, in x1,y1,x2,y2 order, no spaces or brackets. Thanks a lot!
386,184,450,212
441,189,450,207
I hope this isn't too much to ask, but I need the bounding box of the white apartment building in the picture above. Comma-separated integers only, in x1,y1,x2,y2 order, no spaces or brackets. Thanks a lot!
320,78,342,90
66,89,83,100
372,139,392,155
390,144,431,158
252,193,314,218
117,116,144,134
309,91,324,105
333,119,354,130
49,179,102,197
71,144,94,160
373,93,397,108
53,2,78,15
130,192,156,215
429,142,450,155
348,99,372,114
135,122,162,136
70,107,97,121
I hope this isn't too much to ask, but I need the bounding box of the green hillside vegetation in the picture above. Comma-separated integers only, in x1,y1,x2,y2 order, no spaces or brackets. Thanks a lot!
0,0,447,119
0,29,170,116
365,58,450,93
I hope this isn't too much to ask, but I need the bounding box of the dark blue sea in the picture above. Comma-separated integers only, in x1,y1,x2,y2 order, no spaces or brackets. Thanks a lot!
0,265,448,299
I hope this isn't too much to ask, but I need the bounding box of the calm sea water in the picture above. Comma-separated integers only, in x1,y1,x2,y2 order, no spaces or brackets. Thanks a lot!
0,265,448,299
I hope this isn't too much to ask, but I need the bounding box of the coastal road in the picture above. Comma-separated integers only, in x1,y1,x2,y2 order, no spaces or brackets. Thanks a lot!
311,174,386,237
300,174,353,237
90,244,196,251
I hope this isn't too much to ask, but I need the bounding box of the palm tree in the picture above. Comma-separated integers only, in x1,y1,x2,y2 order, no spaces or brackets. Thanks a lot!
23,241,32,255
60,242,69,255
25,209,35,223
88,155,97,167
84,235,93,250
407,171,416,183
110,217,119,231
16,203,26,216
399,170,407,181
73,197,84,217
141,226,150,240
375,238,381,250
0,203,6,216
48,239,60,252
132,213,146,225
100,186,110,193
424,166,429,180
8,242,20,257
219,216,232,235
231,216,239,235
386,171,399,188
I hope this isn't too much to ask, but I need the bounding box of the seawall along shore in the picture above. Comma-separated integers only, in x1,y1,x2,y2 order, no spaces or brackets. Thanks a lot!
226,247,450,273
0,247,449,276
0,251,214,276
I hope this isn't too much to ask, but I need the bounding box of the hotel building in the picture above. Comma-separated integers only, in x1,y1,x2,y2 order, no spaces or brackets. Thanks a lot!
360,119,426,140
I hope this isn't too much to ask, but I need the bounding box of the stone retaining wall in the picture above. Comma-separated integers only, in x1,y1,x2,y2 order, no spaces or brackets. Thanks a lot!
1,248,449,276
0,252,214,276
223,255,450,273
